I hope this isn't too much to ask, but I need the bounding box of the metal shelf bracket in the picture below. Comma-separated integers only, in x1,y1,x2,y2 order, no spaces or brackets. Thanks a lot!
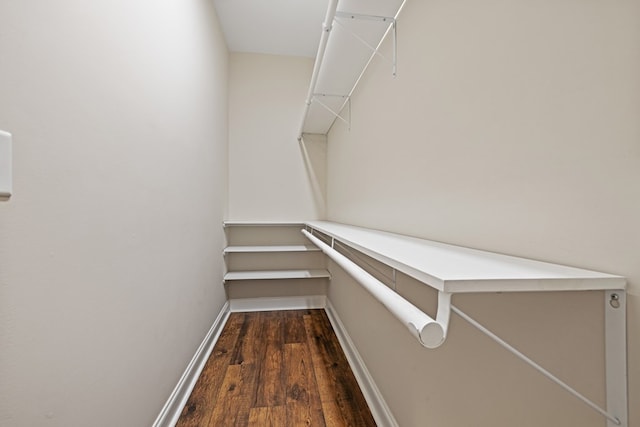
334,11,398,76
605,289,628,427
452,291,628,426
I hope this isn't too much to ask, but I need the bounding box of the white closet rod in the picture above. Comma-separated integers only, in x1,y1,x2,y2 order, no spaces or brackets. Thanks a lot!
302,229,450,348
297,0,339,141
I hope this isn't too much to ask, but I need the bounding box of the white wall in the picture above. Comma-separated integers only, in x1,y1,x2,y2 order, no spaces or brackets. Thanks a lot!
326,0,640,426
0,1,228,426
227,53,326,221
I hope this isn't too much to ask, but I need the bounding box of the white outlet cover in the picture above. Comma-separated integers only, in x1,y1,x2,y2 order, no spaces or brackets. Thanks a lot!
0,130,12,198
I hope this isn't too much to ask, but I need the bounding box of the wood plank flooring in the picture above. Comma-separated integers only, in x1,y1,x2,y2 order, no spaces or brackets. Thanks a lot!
176,310,376,427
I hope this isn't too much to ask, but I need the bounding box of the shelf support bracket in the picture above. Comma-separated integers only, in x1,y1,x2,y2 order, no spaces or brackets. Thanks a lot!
605,289,628,427
334,11,398,76
452,296,626,426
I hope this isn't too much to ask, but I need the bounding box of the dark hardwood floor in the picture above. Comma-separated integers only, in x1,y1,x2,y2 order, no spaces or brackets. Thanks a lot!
176,309,376,426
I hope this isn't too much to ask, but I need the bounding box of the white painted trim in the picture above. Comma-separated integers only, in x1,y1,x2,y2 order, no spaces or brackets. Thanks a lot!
324,299,399,427
152,301,231,427
229,295,326,312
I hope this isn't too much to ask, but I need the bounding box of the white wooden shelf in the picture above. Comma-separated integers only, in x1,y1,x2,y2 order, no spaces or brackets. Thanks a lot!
224,269,330,281
223,221,305,227
224,245,320,254
224,222,328,294
305,221,625,294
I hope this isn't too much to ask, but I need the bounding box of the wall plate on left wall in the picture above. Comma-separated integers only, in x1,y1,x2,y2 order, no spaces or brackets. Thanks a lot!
0,130,12,199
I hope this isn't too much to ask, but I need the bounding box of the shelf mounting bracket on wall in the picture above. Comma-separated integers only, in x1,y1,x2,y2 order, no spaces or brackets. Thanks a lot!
334,11,398,76
604,290,628,427
451,296,626,426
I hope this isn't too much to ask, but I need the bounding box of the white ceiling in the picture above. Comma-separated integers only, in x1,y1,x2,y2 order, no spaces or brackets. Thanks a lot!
213,0,329,58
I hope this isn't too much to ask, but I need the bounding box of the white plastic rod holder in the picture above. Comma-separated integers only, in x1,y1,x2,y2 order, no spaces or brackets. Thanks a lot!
303,229,450,348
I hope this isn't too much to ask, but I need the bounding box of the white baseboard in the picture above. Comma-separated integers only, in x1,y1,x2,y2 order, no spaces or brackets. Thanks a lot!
325,299,399,427
229,295,326,312
152,301,231,427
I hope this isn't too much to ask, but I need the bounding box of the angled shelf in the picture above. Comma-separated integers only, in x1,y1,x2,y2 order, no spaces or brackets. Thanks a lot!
298,0,407,139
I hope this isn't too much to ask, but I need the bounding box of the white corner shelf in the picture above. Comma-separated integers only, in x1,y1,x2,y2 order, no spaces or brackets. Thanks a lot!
224,269,330,281
223,222,330,299
305,221,625,293
298,0,407,138
224,245,320,254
